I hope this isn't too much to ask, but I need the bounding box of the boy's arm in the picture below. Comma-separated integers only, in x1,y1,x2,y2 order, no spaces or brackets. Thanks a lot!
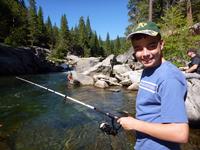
117,117,189,143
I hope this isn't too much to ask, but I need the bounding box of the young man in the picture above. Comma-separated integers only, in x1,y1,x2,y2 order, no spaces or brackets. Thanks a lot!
117,22,189,150
180,48,200,74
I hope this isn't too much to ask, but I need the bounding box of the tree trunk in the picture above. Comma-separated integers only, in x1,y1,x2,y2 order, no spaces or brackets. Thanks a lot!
149,0,153,21
187,0,193,26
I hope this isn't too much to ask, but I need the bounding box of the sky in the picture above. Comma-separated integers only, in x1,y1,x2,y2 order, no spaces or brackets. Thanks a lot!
25,0,130,40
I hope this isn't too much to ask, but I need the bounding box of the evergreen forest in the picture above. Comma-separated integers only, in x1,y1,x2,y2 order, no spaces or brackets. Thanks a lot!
1,0,200,66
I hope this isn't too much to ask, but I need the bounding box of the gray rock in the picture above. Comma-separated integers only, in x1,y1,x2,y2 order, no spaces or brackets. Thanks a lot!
82,54,114,76
185,78,200,123
0,44,60,75
113,64,132,75
127,83,139,91
70,71,94,86
116,47,135,64
94,80,109,88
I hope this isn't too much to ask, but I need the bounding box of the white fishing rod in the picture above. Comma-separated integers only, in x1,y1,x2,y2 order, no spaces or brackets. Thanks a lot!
16,76,121,135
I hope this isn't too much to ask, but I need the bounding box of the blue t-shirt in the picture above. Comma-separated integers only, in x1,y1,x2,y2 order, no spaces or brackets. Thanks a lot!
135,61,188,150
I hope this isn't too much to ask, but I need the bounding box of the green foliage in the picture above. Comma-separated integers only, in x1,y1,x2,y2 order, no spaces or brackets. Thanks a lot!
114,36,121,54
160,5,186,35
0,0,28,46
37,6,47,47
104,33,112,55
160,5,199,66
55,14,71,59
45,16,55,49
126,0,148,35
3,0,200,62
28,0,39,46
78,16,90,57
127,0,200,66
192,0,200,22
1,1,126,59
86,16,92,41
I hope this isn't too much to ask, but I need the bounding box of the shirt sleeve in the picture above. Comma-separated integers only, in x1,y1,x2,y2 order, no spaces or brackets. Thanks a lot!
192,57,200,65
158,78,188,123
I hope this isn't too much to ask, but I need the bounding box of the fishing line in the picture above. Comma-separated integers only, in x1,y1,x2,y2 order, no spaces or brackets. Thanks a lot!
16,76,121,136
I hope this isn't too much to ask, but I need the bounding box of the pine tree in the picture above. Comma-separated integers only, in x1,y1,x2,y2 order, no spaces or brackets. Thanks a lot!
98,35,105,57
90,31,100,57
110,40,114,54
56,14,71,58
98,35,103,47
37,6,46,47
0,0,11,42
52,24,59,48
105,32,112,56
78,16,89,56
45,16,54,49
28,0,39,46
126,0,148,35
1,0,28,46
86,16,92,42
192,0,200,22
70,26,84,56
114,35,121,54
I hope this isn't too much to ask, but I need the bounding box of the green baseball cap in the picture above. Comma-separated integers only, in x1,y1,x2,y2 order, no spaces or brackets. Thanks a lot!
127,21,161,39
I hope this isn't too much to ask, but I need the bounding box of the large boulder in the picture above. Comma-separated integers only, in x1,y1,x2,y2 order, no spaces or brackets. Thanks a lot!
185,73,200,124
65,55,100,73
70,71,94,86
116,47,135,64
113,64,132,75
0,44,61,76
82,54,114,76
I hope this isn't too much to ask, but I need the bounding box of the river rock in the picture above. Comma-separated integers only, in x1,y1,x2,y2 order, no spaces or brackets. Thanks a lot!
94,80,109,88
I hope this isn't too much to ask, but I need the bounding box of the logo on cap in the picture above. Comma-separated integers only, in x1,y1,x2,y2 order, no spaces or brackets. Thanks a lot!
136,22,147,29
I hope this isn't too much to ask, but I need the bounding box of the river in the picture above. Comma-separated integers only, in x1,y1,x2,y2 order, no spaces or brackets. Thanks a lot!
0,73,199,150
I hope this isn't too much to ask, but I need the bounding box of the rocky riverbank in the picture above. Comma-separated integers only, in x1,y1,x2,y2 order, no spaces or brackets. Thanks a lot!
1,43,200,124
65,52,200,125
0,44,63,76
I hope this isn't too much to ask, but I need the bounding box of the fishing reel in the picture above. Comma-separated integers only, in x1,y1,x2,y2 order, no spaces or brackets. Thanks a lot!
99,119,121,136
99,111,130,136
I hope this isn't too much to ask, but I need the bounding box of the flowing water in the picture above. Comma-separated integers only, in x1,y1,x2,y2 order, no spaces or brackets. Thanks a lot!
0,73,199,150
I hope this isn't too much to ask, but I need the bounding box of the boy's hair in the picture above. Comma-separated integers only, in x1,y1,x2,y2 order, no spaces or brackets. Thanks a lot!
187,48,197,54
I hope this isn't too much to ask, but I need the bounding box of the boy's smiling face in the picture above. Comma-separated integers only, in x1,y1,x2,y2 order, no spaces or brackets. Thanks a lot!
132,35,164,68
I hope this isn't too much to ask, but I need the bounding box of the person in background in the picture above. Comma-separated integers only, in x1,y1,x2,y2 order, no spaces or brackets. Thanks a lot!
180,48,200,74
117,21,189,150
67,72,74,84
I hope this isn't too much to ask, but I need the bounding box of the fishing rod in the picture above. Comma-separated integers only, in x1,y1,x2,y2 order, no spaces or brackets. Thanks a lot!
16,76,122,136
